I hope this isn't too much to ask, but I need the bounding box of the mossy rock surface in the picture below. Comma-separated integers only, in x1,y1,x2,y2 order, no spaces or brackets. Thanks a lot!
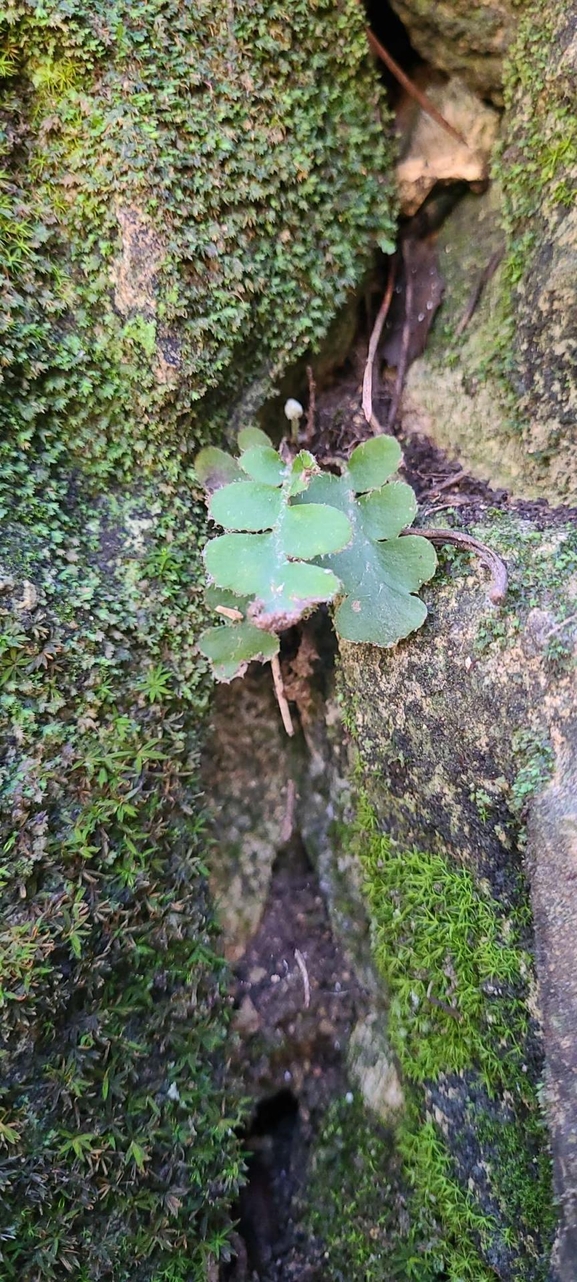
338,507,577,1279
498,0,577,498
400,2,577,505
402,184,533,498
0,0,395,482
0,476,249,1279
0,2,395,1275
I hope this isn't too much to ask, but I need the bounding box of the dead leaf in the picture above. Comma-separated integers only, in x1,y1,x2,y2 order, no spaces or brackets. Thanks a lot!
381,237,444,370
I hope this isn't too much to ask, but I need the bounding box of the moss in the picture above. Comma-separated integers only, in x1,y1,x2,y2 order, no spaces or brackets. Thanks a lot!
0,4,396,1273
356,795,533,1088
304,1093,403,1280
0,475,250,1280
335,796,555,1281
510,731,555,818
0,0,395,483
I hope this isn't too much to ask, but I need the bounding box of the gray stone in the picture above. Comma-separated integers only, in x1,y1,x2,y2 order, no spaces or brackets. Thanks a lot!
529,729,577,1282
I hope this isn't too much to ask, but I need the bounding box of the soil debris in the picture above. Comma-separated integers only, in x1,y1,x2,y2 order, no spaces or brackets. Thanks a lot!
225,840,369,1280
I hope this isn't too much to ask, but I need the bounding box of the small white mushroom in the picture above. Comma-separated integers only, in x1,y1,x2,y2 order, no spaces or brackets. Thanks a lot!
284,397,303,422
284,397,304,442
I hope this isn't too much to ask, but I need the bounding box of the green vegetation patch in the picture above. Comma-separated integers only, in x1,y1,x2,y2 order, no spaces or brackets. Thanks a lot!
0,0,394,483
358,796,532,1087
304,1093,402,1281
0,2,396,1273
0,473,246,1280
308,797,554,1281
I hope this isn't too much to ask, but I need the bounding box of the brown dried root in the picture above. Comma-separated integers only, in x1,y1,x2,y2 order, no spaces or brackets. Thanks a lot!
413,528,508,603
362,256,396,434
304,365,316,444
271,653,295,736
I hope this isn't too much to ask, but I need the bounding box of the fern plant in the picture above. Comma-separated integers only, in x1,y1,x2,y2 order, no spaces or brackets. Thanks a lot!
195,426,437,683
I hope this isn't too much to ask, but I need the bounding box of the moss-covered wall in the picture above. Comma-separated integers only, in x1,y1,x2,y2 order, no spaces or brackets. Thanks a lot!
0,3,394,1275
1,0,394,481
498,0,577,490
304,802,554,1281
334,509,577,1278
0,481,248,1279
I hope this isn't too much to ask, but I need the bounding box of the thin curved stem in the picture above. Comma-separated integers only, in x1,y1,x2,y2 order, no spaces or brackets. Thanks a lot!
362,256,397,435
410,528,508,603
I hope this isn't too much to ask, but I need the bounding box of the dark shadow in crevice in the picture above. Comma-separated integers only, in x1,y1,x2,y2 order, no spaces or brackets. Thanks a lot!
364,0,424,99
222,1090,301,1281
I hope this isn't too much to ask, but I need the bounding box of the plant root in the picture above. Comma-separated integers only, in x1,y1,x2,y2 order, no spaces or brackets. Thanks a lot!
362,255,396,435
271,654,295,736
412,528,508,603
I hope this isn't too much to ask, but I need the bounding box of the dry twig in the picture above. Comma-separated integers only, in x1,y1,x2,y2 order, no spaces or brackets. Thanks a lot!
281,779,297,844
366,29,468,147
305,365,316,444
362,256,396,434
544,612,577,640
455,248,504,338
387,239,413,430
421,468,467,498
271,654,294,736
295,948,311,1008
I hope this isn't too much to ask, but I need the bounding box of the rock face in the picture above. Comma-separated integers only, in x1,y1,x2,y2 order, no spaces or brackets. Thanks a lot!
499,1,577,501
395,2,577,506
388,0,516,101
339,505,577,1278
529,741,577,1282
401,184,529,496
402,175,577,505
